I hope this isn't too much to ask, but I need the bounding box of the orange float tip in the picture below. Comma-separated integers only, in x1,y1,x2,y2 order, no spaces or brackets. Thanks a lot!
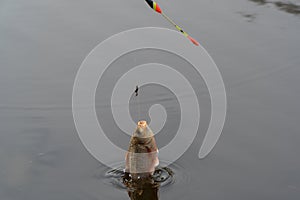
155,4,162,13
188,35,200,46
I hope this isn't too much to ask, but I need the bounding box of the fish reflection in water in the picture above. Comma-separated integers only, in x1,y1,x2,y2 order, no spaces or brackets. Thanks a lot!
123,173,159,200
123,166,174,200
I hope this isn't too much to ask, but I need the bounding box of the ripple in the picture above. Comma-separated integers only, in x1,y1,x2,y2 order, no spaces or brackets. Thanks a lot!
96,161,190,191
105,166,174,189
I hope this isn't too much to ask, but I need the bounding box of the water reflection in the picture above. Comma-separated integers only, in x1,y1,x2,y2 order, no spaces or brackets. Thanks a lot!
123,173,159,200
249,0,300,15
249,0,268,5
274,1,300,15
237,12,257,22
105,166,174,200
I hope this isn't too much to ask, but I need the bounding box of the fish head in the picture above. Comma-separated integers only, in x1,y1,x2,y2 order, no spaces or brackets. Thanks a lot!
133,121,154,142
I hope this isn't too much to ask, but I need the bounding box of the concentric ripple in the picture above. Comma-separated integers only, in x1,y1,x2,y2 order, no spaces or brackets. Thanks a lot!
94,161,190,192
105,165,174,189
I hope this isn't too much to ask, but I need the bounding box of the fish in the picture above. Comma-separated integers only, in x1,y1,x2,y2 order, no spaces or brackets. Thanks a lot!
125,121,159,177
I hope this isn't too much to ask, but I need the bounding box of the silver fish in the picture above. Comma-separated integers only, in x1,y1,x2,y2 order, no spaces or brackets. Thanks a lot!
125,121,159,176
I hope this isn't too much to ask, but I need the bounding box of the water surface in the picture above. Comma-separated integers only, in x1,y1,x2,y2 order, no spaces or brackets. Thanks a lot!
1,0,300,199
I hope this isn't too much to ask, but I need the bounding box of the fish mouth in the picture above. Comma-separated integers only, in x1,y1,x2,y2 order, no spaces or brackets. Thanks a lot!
136,121,147,135
134,120,154,141
137,120,147,128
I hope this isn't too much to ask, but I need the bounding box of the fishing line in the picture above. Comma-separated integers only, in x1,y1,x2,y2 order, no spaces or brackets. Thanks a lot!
134,85,141,122
137,88,141,122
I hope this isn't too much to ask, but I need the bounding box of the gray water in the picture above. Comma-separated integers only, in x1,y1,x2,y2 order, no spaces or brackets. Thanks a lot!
1,0,300,199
